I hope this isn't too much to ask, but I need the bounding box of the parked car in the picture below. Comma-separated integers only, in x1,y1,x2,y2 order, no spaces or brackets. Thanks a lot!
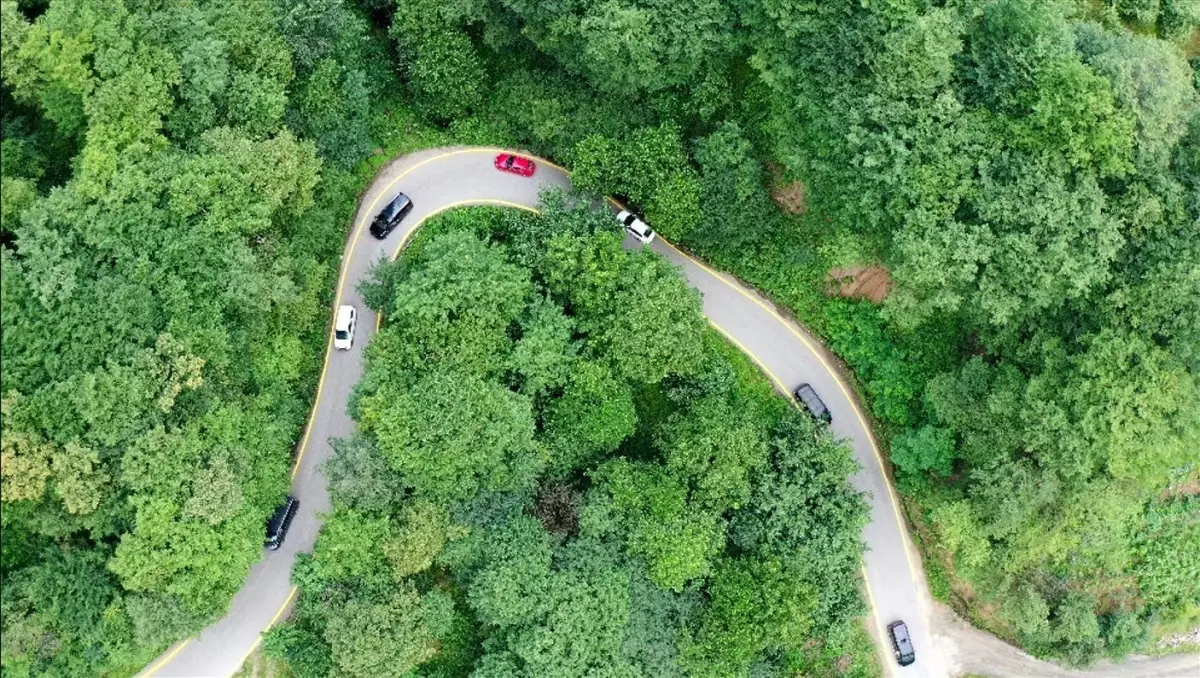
792,383,831,423
887,620,916,666
617,210,655,244
334,305,356,351
369,192,413,239
265,497,299,550
494,153,536,177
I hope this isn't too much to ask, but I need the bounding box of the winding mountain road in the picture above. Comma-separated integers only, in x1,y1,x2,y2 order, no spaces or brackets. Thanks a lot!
139,147,1199,678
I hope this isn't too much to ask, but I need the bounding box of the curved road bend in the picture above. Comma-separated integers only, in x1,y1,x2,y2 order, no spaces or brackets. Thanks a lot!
142,145,1191,678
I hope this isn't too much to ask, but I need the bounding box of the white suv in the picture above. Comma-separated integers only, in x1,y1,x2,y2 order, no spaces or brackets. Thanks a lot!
334,305,356,351
617,210,655,245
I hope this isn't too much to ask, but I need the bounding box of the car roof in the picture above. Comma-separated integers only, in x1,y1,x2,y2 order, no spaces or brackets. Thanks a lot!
267,498,296,533
624,215,651,235
336,305,354,327
889,621,913,646
383,193,410,219
795,384,828,413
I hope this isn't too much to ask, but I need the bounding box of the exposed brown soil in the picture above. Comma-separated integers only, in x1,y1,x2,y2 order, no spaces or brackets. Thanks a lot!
827,265,894,303
766,162,807,216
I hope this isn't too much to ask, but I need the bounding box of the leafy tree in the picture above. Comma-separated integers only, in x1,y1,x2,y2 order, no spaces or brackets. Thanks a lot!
323,435,407,512
1051,591,1103,665
729,412,867,631
682,556,817,677
383,500,468,579
592,460,724,591
1004,582,1051,642
891,425,956,480
324,584,440,677
390,0,486,122
507,295,577,396
360,369,544,503
1075,22,1199,166
263,621,333,678
656,395,769,511
312,508,390,582
543,360,637,473
368,229,532,377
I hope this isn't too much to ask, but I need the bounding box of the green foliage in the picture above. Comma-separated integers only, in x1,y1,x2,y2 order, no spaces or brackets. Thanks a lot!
367,228,532,377
543,360,637,472
571,125,704,239
508,295,577,396
1132,496,1200,613
312,508,390,581
263,621,333,678
324,583,440,677
656,395,769,511
361,369,543,503
682,556,817,676
384,500,468,579
593,459,725,591
273,207,869,676
390,0,486,122
323,435,407,511
891,425,956,481
0,0,403,670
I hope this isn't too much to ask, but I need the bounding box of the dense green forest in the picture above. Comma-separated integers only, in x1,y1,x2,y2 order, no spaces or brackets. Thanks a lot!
1,0,395,673
263,205,873,676
1,0,1198,674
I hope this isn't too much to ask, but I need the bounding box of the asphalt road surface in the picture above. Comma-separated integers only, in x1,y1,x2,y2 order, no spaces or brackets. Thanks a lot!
139,147,1199,678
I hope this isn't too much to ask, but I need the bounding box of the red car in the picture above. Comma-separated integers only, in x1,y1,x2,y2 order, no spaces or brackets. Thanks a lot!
495,153,536,177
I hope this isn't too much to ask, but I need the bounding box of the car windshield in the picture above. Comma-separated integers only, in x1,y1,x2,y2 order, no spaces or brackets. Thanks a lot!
335,329,348,340
505,156,514,166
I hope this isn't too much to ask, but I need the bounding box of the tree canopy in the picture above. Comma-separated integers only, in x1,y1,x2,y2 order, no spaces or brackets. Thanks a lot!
266,206,872,677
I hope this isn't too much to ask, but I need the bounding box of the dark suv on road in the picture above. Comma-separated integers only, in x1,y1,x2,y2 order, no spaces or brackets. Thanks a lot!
793,383,832,423
887,620,916,666
265,497,299,550
369,193,413,239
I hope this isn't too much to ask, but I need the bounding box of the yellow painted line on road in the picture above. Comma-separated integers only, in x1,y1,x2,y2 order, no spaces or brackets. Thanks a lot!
375,200,541,331
291,148,506,480
708,319,896,676
229,586,300,674
860,565,896,675
150,147,919,678
656,236,922,579
359,150,920,604
140,640,190,677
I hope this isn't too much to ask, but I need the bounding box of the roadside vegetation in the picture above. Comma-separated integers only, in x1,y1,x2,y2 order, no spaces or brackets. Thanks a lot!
1,0,1196,674
263,204,875,677
365,0,1200,665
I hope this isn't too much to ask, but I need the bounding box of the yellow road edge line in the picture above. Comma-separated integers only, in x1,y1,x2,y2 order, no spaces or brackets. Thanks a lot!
860,565,900,678
357,150,920,618
708,319,896,667
153,147,920,677
291,148,502,479
376,200,542,332
657,235,921,578
227,586,300,678
140,639,190,677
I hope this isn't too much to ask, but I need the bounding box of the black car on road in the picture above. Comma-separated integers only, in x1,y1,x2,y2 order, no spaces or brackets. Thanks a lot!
793,383,832,423
370,193,413,239
887,620,916,666
265,497,299,551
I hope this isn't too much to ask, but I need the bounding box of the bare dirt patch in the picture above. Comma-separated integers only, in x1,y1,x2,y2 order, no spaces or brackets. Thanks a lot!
766,162,807,216
827,265,894,303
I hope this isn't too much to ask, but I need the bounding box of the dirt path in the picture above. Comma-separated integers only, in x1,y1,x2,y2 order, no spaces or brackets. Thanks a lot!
932,603,1200,677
